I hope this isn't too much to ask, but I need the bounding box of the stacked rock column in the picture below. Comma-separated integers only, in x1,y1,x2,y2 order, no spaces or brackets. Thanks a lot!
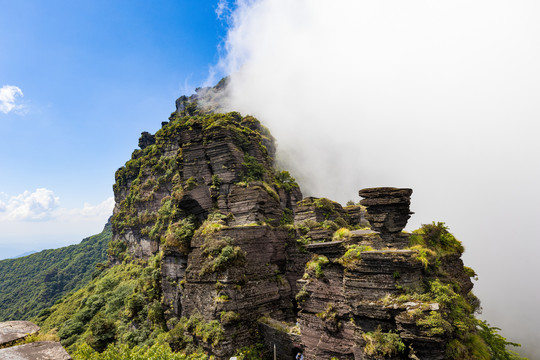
358,187,413,247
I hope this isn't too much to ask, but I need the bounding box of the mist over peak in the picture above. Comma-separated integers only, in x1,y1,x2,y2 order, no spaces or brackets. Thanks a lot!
212,1,540,356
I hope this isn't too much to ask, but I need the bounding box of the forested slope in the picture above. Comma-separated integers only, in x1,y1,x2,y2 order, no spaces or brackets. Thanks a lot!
0,222,111,321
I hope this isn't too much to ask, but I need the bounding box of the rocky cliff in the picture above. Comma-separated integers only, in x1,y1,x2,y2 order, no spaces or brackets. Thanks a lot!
101,83,511,359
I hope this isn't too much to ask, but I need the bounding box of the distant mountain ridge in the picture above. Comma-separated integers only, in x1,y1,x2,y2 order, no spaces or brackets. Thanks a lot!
8,250,38,259
0,222,111,321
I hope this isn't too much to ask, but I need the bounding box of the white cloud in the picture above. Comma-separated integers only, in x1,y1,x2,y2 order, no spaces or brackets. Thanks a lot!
0,188,59,221
215,0,231,21
0,85,24,114
0,191,114,259
56,197,114,222
217,0,540,356
0,189,114,223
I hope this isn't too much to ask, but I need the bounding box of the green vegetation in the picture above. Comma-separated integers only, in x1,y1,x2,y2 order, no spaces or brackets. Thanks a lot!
72,343,209,360
167,313,224,349
273,170,298,191
332,227,351,241
295,286,309,303
37,258,164,352
164,217,196,254
409,222,464,256
362,326,405,357
220,311,241,325
316,303,338,324
242,154,265,182
233,343,267,360
0,224,111,321
336,244,374,269
112,110,275,243
304,255,329,278
199,236,246,276
385,222,525,359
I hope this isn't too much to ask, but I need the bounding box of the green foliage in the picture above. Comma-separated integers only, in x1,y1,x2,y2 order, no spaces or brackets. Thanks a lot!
409,222,464,255
242,154,265,182
164,217,196,254
220,311,241,325
87,312,116,351
337,244,374,269
167,313,224,348
416,311,452,336
72,342,209,360
316,303,338,324
210,174,221,190
362,326,406,357
38,260,163,351
0,224,111,322
295,286,310,303
199,236,246,276
280,208,294,225
313,198,336,219
234,343,266,360
475,320,524,360
304,255,329,278
184,177,198,191
107,238,127,261
409,245,436,269
464,266,478,280
273,170,298,191
332,227,351,241
261,181,280,202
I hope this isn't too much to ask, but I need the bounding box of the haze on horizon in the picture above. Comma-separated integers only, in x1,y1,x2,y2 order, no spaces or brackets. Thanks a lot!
214,0,540,357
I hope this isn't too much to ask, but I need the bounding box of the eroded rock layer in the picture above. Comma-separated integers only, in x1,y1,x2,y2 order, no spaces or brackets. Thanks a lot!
110,86,480,359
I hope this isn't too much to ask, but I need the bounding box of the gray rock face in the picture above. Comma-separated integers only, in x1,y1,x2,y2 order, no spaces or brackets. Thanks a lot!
359,187,413,234
0,321,40,346
112,95,477,359
0,341,71,360
138,131,155,150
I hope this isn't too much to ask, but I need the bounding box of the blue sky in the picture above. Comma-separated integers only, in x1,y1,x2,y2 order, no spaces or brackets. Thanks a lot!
0,1,230,258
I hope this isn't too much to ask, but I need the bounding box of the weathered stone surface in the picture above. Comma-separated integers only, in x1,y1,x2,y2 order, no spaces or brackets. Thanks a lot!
220,182,283,227
294,188,477,359
0,341,71,360
294,197,347,224
138,131,155,149
344,204,369,228
258,319,302,359
161,249,188,319
111,88,479,359
359,187,413,234
0,321,40,346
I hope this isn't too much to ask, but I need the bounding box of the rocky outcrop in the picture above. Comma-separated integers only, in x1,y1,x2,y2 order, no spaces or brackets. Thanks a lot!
110,89,304,358
359,187,412,231
0,321,40,346
0,321,71,360
0,341,71,360
109,83,480,359
295,188,476,359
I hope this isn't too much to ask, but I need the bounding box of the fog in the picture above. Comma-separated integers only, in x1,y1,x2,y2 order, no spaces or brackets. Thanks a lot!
215,0,540,356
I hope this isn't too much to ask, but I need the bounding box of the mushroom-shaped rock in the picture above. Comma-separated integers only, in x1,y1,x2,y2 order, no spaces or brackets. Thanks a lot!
358,187,413,233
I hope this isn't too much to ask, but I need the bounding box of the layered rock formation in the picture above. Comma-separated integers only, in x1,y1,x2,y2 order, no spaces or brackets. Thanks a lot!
0,321,71,360
0,321,40,346
109,85,482,359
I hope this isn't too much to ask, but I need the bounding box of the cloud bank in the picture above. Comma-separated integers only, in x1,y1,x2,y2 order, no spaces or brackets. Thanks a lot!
216,0,540,356
0,189,114,259
0,188,59,221
0,85,24,114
